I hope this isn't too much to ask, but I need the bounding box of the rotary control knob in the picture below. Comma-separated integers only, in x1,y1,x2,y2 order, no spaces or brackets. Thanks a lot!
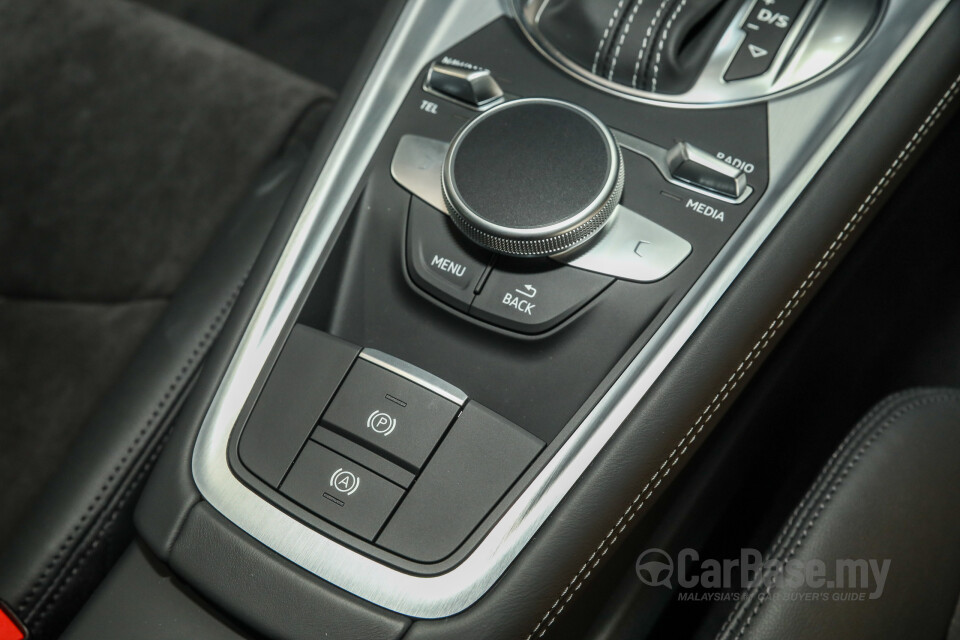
441,98,623,257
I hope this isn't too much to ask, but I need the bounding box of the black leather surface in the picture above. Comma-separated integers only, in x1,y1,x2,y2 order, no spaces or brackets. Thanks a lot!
538,0,737,93
717,389,960,640
133,0,407,556
63,542,257,640
133,1,415,639
0,148,309,639
131,4,960,640
170,503,409,640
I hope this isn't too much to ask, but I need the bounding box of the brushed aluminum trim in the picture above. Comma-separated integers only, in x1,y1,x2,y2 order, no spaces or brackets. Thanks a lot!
192,0,950,619
359,349,467,406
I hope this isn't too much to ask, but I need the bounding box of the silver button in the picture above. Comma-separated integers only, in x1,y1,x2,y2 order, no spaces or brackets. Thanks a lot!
666,142,747,200
425,62,503,108
555,206,691,282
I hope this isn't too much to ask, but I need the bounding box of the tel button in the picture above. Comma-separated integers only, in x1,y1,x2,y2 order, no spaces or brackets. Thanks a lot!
407,197,491,310
469,259,612,334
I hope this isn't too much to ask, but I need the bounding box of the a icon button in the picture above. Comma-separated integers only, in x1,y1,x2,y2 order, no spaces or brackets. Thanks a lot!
330,468,360,495
559,207,691,283
280,443,404,541
516,284,537,298
469,259,612,334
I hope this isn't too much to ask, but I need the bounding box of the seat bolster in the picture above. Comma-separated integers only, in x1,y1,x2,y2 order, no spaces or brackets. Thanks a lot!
719,388,960,640
0,150,307,640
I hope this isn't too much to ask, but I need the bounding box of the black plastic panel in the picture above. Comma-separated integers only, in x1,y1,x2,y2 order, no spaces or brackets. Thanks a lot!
238,324,359,487
377,402,543,563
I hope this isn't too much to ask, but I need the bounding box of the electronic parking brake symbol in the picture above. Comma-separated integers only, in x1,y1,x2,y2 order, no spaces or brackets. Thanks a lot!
367,410,397,436
330,468,360,495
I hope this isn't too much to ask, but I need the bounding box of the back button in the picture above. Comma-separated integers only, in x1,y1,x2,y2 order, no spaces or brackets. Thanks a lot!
469,259,612,334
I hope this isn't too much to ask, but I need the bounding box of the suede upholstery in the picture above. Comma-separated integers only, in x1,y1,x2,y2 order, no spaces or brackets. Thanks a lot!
0,0,331,546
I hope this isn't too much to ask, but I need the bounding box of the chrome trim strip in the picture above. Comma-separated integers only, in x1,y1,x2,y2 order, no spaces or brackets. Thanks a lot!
359,349,467,406
192,0,949,619
557,205,693,283
390,134,449,212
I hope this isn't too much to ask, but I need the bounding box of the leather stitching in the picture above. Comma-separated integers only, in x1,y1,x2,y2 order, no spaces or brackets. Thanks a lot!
717,389,927,636
525,73,960,640
608,0,644,81
592,0,626,75
651,0,687,92
27,428,175,636
722,392,960,639
632,0,672,88
16,282,244,625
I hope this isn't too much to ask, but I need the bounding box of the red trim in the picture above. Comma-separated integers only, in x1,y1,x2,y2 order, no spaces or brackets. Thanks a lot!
0,603,25,640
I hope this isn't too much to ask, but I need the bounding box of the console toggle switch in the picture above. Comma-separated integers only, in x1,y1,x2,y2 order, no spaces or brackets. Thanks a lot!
666,142,747,200
724,0,808,81
425,60,503,108
321,358,461,471
469,259,612,334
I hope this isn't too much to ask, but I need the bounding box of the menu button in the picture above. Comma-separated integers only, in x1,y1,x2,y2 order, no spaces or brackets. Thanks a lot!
407,197,491,311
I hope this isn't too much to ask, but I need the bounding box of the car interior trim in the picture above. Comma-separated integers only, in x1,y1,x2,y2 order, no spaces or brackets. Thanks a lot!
525,71,960,640
189,0,951,619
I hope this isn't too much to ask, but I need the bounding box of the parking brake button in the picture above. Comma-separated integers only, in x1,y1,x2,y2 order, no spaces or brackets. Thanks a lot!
321,359,460,471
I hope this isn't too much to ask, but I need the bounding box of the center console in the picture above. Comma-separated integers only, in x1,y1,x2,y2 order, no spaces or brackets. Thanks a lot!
120,0,960,638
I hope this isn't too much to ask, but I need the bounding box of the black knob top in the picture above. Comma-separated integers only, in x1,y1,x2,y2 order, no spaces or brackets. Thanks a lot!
442,98,622,257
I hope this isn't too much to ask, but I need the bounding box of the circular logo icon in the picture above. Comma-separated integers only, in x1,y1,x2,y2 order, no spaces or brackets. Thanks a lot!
330,468,360,495
367,410,397,436
635,549,674,587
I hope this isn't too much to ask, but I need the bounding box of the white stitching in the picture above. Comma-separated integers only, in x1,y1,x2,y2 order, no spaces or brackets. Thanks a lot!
524,74,960,640
632,0,671,88
726,393,960,639
716,390,915,636
592,0,626,75
608,0,644,81
651,0,688,92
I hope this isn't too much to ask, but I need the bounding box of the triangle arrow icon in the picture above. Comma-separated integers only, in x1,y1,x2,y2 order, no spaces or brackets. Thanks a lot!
748,44,769,58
